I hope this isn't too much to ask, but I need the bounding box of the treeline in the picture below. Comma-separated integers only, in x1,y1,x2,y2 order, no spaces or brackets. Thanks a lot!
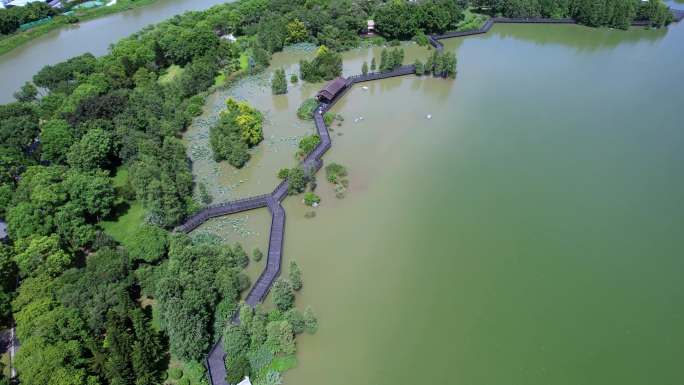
374,0,466,39
472,0,673,28
0,2,56,35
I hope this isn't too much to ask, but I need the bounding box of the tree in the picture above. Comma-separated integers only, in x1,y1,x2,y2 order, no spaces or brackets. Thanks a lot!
361,61,369,75
14,82,38,103
40,119,73,163
272,279,295,312
286,18,308,43
289,261,302,291
127,224,168,263
265,320,295,354
379,48,389,72
14,235,73,278
286,167,307,195
226,354,251,384
415,59,425,76
210,98,264,168
66,129,114,171
303,306,318,334
297,134,320,157
299,45,343,82
370,57,377,72
271,68,287,95
223,324,250,359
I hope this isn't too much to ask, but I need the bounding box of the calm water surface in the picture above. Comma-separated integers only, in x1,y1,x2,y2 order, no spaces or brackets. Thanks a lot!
0,0,229,103
194,22,684,385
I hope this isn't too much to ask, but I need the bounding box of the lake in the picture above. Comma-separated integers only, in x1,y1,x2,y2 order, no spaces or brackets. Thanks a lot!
191,20,684,385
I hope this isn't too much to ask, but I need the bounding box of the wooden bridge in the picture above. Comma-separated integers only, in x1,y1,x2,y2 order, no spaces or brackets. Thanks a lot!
171,11,684,385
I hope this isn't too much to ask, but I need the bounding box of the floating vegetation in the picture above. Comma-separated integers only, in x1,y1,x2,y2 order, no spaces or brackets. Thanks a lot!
283,42,317,53
195,214,260,240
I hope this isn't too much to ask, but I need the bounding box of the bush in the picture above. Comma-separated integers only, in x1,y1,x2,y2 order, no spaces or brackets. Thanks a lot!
277,168,289,179
290,74,298,83
271,68,287,95
296,98,318,120
272,279,295,312
226,355,251,384
414,59,424,76
253,248,263,262
325,162,347,184
297,134,320,157
178,379,190,385
299,45,342,82
286,168,307,195
303,192,320,206
210,98,264,168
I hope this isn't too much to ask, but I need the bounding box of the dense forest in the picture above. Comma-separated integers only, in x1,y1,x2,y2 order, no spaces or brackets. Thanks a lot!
0,0,675,384
472,0,673,28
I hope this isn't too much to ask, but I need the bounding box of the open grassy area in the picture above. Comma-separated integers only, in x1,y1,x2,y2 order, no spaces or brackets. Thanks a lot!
159,64,185,84
101,167,146,248
0,0,160,57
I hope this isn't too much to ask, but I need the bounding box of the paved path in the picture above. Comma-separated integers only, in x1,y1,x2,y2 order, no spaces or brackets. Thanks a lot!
173,12,683,385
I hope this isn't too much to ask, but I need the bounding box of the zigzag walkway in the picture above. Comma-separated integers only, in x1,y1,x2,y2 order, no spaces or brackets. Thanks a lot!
173,12,683,385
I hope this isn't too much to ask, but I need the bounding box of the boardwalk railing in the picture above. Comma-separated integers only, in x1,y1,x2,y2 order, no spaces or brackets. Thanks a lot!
187,11,684,385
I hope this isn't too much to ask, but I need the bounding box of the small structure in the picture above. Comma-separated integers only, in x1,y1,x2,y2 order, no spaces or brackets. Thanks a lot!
316,77,347,103
367,19,375,34
221,33,237,43
236,377,252,385
0,220,8,243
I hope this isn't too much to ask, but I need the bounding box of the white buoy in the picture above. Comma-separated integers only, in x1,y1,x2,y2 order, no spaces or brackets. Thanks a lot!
362,86,369,90
426,114,432,120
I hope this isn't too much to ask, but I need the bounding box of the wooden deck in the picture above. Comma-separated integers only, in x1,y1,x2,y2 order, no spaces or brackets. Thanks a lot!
171,12,684,385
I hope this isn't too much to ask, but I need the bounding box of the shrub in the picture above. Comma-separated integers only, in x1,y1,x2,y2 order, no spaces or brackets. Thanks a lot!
277,168,289,179
414,59,424,76
210,98,263,168
303,192,320,206
253,248,263,262
296,98,318,120
290,74,298,83
297,134,320,157
325,162,347,184
178,379,190,385
286,168,307,195
271,68,287,95
299,45,342,82
272,279,295,311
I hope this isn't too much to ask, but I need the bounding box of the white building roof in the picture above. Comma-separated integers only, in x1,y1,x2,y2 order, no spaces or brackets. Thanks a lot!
236,377,252,385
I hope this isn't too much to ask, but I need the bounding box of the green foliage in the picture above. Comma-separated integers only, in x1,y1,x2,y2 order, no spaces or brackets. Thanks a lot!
425,50,457,78
271,68,288,95
272,279,295,312
303,192,320,207
0,2,56,35
325,162,347,184
226,354,251,384
299,45,343,83
370,57,377,72
379,47,405,72
253,248,264,262
265,320,296,355
286,18,308,43
415,59,425,76
14,81,38,103
303,306,318,334
210,98,264,168
296,98,318,120
40,119,73,163
277,168,289,179
168,367,183,380
375,0,465,39
288,260,302,291
286,168,307,195
297,134,320,158
413,30,429,46
290,74,298,83
66,128,114,171
127,224,168,263
199,182,213,205
156,234,247,361
14,234,72,278
362,61,369,75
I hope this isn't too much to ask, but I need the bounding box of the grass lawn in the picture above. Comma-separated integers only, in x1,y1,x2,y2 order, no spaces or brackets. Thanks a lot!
101,201,145,248
158,64,185,85
101,167,146,247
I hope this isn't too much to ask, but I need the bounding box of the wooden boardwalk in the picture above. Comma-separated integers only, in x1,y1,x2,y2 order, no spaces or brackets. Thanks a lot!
171,12,684,385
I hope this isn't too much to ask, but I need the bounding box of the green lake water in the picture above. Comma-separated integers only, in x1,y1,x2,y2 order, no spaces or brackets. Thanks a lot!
190,22,684,385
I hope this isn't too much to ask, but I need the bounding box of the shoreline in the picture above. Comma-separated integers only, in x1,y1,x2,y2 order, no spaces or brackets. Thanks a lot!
0,0,161,57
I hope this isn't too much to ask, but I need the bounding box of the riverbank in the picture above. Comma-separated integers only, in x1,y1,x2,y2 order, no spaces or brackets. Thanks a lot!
0,0,162,57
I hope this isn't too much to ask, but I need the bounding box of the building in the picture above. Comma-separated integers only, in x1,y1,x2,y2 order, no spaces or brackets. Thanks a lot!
236,377,252,385
316,77,347,103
